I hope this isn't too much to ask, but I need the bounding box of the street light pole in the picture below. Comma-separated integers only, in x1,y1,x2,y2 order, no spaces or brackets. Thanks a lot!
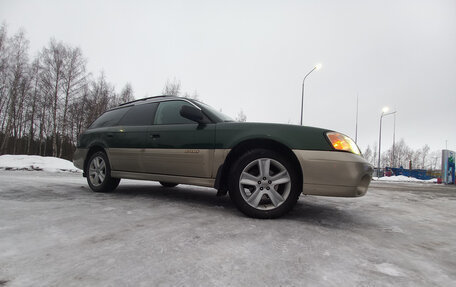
377,107,396,177
392,112,396,167
300,63,322,126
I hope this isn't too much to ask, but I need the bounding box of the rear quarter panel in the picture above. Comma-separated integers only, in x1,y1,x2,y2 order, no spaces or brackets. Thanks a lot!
78,127,112,150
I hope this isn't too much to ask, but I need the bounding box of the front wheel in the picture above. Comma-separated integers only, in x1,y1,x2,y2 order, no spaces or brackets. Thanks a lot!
86,151,120,192
228,149,301,218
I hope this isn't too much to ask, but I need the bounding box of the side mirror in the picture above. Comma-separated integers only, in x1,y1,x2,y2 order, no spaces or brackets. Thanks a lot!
180,105,205,124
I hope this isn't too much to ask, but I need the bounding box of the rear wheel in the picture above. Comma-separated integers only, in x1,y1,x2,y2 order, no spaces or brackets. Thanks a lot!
159,182,179,188
86,151,120,192
228,149,301,218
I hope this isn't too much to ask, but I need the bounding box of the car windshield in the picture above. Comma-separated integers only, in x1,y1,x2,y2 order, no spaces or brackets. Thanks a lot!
195,101,235,122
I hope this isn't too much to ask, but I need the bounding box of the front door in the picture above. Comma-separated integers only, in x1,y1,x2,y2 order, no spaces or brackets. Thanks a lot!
142,100,215,178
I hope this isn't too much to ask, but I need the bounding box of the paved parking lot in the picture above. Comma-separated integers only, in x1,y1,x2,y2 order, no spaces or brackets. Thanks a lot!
0,171,455,286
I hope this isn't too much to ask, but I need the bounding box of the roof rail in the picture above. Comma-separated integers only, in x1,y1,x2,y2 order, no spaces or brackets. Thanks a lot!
118,95,174,106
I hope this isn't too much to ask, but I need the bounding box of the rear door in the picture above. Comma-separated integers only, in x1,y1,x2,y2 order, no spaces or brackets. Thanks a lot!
108,103,158,172
142,100,216,178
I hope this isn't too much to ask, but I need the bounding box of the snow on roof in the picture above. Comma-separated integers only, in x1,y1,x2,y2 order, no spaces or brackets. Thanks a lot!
0,155,81,173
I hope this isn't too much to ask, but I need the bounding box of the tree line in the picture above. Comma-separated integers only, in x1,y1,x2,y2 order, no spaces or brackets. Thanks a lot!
363,140,441,172
0,24,248,162
0,25,134,160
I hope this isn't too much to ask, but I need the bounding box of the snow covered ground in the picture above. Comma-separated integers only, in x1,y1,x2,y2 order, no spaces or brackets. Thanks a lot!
0,154,81,173
0,170,455,286
374,175,438,183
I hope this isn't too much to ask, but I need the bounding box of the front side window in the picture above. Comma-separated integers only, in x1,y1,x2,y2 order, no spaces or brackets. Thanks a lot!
118,103,158,126
154,101,196,125
89,107,131,129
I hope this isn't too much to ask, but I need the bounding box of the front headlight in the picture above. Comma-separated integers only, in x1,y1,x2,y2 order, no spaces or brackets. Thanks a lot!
326,132,361,155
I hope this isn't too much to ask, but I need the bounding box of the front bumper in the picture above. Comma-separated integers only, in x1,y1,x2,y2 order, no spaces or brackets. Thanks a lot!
73,148,88,171
293,150,373,197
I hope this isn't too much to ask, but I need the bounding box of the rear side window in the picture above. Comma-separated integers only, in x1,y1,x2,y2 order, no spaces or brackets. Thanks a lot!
118,103,158,126
154,100,196,125
89,107,130,129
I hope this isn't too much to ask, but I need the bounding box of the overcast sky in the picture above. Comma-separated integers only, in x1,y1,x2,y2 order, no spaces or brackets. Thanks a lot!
1,0,455,153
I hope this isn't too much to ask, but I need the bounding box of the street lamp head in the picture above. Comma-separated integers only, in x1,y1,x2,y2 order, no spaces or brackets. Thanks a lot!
382,106,389,113
315,63,322,71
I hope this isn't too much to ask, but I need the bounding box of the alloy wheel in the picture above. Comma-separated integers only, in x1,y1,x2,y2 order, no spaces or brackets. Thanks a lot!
89,156,106,187
238,158,291,210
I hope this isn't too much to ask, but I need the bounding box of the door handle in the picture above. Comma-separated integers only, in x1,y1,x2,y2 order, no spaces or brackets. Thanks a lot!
150,134,160,138
106,133,114,138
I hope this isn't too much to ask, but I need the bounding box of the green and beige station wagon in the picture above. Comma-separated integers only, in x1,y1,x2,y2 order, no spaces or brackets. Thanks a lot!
74,95,373,218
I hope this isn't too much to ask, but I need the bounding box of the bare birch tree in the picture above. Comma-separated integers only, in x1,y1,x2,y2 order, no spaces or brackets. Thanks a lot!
183,90,200,100
119,82,134,103
162,78,181,96
363,145,373,164
39,39,66,156
0,24,9,131
420,145,430,169
26,58,41,154
0,29,29,154
235,109,247,122
59,46,86,157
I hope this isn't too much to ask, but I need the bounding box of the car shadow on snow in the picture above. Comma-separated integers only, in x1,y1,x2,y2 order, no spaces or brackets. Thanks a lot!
109,184,235,210
101,183,374,228
285,200,376,229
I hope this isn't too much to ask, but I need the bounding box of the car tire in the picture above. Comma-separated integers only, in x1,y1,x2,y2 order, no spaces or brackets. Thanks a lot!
159,181,178,188
228,149,301,219
86,151,120,192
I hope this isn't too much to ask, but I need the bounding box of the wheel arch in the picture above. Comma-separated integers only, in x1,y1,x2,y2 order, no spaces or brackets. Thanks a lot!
215,138,303,196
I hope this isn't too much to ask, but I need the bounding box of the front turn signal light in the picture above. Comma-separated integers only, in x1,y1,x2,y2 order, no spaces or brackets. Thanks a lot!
326,132,361,155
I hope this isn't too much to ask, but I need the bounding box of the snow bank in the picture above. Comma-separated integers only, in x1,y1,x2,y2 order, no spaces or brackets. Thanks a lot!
373,175,437,183
0,155,81,173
